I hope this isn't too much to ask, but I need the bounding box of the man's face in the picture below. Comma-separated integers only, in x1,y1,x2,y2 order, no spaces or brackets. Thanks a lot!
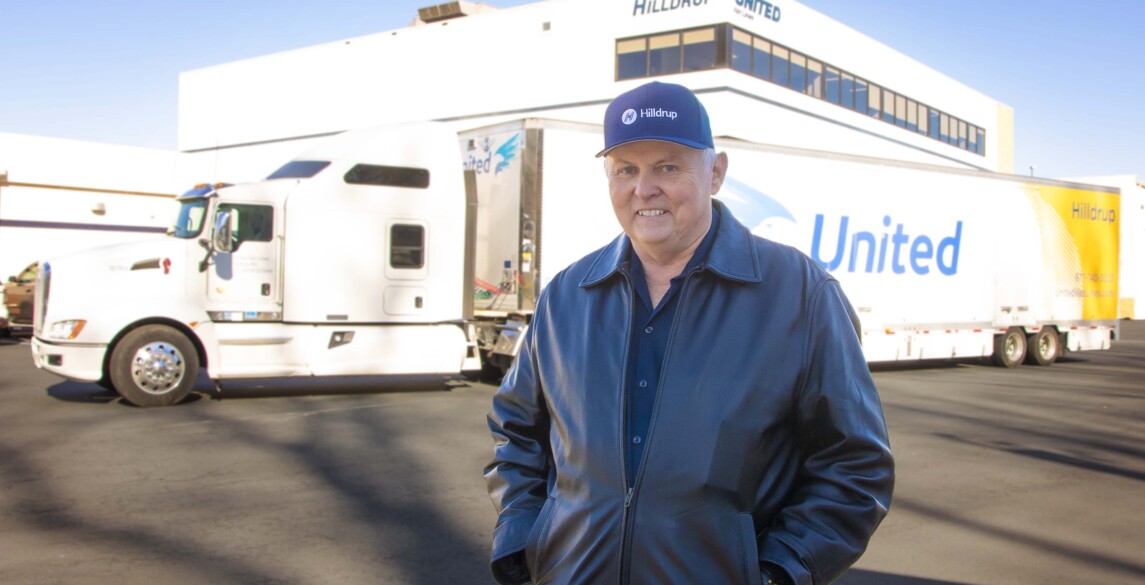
605,140,727,260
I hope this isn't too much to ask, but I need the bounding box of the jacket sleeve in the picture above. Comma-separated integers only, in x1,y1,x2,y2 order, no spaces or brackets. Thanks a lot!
759,276,895,585
484,305,552,584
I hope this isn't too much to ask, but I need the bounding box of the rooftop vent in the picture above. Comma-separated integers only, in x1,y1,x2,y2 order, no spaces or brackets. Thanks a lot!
415,1,495,25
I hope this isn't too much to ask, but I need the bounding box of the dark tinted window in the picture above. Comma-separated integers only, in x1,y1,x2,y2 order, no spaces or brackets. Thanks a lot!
344,165,430,189
617,38,647,80
390,225,425,268
790,53,806,94
612,24,987,156
219,203,274,244
730,29,752,74
649,33,682,76
266,160,330,180
682,28,717,71
752,37,771,80
825,67,840,104
771,46,790,87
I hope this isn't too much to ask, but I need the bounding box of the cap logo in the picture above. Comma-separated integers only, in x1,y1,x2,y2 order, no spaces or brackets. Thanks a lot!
597,81,713,157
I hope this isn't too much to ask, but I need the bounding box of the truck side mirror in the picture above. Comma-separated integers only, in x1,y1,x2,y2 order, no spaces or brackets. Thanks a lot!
213,210,235,253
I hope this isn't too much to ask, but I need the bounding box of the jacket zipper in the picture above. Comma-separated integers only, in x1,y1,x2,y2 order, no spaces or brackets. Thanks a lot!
617,267,702,585
618,271,636,585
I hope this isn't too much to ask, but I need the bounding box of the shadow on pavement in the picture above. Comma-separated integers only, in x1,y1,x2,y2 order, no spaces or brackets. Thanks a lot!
45,369,462,406
838,570,971,585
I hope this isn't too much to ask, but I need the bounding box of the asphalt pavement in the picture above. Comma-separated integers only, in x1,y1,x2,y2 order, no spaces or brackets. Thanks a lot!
1,322,1143,584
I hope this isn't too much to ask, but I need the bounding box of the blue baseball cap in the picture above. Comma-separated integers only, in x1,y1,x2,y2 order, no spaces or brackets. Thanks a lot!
596,81,714,157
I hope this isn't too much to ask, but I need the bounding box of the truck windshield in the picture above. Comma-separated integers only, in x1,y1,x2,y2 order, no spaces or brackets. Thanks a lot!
171,198,209,239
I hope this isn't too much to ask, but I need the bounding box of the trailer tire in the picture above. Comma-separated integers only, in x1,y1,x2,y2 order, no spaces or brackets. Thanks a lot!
109,325,199,407
992,327,1027,368
1024,328,1060,366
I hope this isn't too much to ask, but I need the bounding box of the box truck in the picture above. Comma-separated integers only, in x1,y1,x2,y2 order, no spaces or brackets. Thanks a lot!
31,119,1120,406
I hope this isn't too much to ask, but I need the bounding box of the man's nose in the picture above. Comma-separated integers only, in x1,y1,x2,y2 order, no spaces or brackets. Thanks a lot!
634,170,660,199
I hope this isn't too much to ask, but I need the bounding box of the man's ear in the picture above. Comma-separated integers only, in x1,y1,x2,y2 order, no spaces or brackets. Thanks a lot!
710,151,729,195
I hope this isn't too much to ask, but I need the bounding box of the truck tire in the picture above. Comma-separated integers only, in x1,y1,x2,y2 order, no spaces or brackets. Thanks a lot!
109,325,199,407
1024,327,1060,366
992,327,1027,368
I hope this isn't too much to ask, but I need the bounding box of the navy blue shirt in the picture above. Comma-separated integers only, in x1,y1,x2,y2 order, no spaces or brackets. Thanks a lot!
622,205,721,486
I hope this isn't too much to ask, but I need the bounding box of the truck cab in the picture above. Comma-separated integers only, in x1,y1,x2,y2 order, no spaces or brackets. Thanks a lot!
32,122,471,406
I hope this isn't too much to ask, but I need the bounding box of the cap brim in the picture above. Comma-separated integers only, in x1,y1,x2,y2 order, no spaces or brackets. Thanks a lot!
595,137,712,158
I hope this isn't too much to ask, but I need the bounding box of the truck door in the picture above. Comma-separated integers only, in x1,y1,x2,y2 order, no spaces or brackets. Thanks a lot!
206,203,282,316
383,220,429,316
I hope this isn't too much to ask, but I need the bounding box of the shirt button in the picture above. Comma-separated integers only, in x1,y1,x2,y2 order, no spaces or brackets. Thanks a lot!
632,436,642,444
638,379,649,388
644,326,653,334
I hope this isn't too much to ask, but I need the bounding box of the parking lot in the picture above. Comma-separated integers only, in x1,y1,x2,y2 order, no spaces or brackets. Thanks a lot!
2,322,1143,585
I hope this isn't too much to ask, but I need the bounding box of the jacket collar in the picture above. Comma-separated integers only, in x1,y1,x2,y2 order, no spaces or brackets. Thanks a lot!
580,199,762,288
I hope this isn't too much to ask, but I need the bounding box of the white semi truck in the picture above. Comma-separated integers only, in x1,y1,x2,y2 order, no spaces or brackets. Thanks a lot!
31,118,1120,406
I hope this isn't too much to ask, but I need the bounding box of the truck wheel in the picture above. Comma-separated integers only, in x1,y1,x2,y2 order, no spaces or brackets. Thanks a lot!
1024,328,1060,366
109,325,199,407
991,327,1027,368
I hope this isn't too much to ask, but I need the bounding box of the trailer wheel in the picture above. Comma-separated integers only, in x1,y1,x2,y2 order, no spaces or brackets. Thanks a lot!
992,327,1027,368
1024,328,1060,366
109,325,199,407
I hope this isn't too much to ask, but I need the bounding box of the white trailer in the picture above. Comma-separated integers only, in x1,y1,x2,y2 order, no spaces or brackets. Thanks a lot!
31,118,1120,406
463,118,1120,370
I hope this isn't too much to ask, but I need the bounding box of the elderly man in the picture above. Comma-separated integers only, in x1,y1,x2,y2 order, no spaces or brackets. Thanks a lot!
485,81,894,585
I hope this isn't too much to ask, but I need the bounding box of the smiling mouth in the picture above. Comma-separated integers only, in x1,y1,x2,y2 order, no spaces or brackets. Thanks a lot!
637,210,666,217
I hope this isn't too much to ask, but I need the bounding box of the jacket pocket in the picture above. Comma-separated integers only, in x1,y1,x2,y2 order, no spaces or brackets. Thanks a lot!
738,513,762,585
525,496,557,580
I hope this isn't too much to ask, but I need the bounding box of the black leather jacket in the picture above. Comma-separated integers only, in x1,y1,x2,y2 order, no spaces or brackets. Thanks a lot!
486,201,894,584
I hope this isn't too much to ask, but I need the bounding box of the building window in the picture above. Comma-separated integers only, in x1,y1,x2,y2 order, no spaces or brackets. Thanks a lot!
790,52,806,96
882,89,896,124
853,78,869,116
683,28,717,71
825,66,840,104
617,38,648,80
613,24,986,156
867,84,882,119
771,45,790,87
840,72,855,109
806,59,823,98
649,33,682,76
731,29,752,74
753,36,772,80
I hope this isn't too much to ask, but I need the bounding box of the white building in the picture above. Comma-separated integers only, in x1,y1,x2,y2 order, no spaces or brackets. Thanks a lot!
176,0,1013,183
0,134,178,280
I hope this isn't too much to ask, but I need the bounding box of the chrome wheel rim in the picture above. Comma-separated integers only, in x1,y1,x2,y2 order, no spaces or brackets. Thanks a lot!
130,342,185,395
1005,333,1023,363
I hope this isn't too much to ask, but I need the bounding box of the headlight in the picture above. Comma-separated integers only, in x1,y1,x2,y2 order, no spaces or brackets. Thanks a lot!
46,320,87,340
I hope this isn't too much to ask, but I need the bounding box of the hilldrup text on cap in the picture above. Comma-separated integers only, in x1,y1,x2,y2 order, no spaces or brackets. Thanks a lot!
641,108,678,120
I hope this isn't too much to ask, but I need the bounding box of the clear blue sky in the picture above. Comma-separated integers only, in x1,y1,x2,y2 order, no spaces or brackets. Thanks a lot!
2,0,1141,180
